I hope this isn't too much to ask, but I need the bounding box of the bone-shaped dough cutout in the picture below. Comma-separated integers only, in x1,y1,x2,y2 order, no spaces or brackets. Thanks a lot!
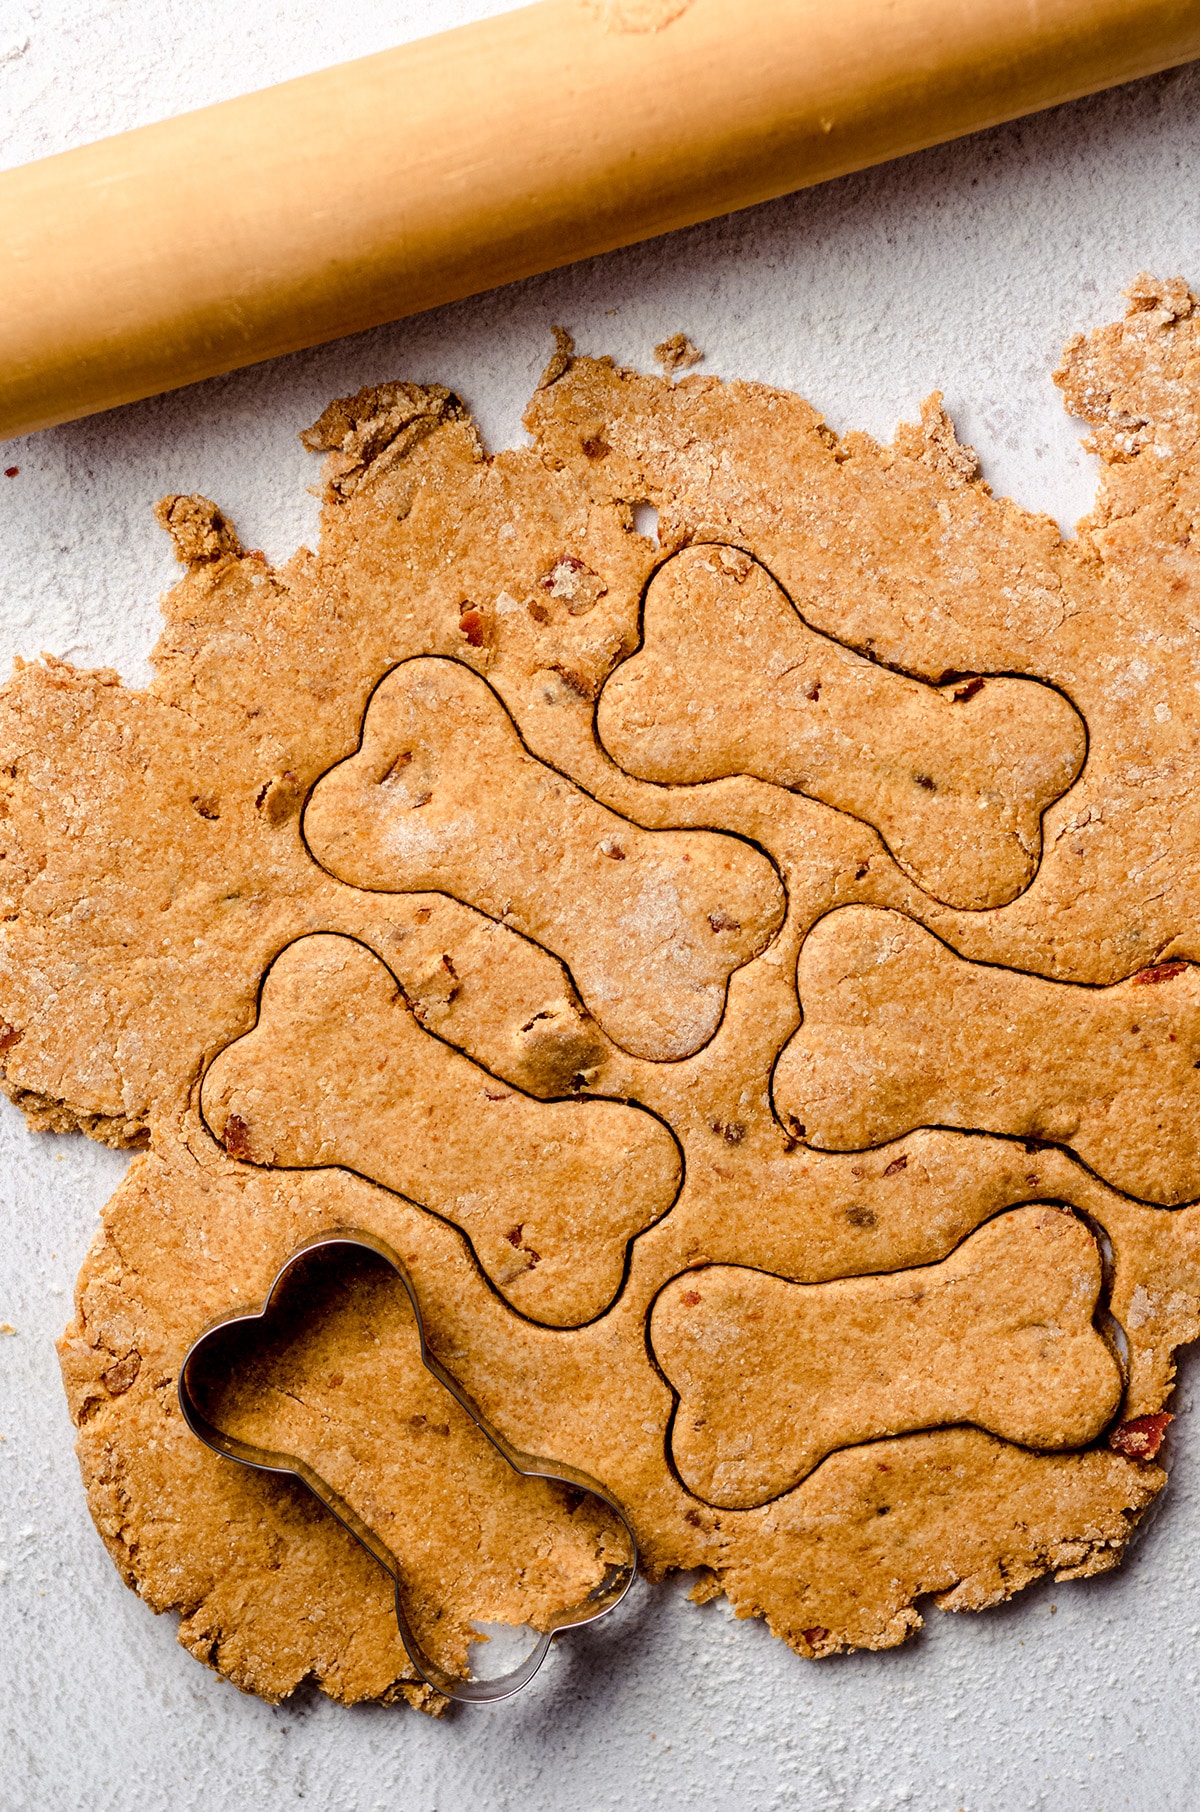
652,1205,1122,1508
774,905,1200,1206
302,657,785,1060
185,1243,628,1674
595,546,1086,910
200,936,681,1326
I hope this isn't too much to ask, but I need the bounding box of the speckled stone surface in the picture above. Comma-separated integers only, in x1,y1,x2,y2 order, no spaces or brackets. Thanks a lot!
4,4,1200,1807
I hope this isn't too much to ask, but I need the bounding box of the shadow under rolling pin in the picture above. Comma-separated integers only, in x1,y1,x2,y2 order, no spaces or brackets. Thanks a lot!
2,0,1199,440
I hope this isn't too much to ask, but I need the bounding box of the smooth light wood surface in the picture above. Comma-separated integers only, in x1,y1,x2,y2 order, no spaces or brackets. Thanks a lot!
2,0,1198,439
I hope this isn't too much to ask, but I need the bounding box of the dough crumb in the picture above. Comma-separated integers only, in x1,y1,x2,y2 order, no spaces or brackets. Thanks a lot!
154,493,242,566
917,392,981,486
537,325,576,390
299,381,467,502
654,332,703,374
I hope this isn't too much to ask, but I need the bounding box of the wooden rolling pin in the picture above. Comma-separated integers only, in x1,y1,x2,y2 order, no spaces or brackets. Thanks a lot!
2,0,1199,441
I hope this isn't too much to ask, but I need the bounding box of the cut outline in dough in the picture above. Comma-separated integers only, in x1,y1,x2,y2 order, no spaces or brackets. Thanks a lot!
20,291,1199,1694
768,905,1200,1211
178,1228,639,1702
646,1201,1130,1512
594,542,1090,911
197,931,686,1332
300,653,790,1064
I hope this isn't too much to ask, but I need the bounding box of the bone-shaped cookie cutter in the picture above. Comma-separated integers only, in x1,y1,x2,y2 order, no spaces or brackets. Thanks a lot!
178,1228,638,1703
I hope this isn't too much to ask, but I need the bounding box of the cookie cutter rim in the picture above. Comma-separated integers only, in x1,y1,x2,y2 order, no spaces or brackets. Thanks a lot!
177,1227,639,1704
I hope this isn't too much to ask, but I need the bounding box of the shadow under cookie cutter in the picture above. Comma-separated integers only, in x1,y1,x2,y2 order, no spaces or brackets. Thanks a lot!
178,1228,639,1703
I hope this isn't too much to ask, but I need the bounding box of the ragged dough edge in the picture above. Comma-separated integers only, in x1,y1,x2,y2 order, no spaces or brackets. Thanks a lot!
699,1428,1162,1661
56,1159,440,1710
5,1086,149,1149
3,280,1199,1700
55,1151,626,1713
55,1142,1170,1696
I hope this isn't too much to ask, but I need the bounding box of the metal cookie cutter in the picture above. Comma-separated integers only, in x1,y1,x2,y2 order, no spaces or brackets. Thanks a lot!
178,1228,638,1703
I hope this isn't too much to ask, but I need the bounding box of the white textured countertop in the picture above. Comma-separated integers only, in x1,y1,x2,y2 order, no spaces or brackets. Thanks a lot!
2,5,1199,1806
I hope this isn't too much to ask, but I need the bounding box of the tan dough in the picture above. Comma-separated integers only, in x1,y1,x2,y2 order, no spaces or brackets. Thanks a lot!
200,934,681,1326
653,1205,1122,1507
2,277,1198,1706
597,545,1085,909
774,906,1200,1206
304,656,785,1059
186,1243,626,1673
